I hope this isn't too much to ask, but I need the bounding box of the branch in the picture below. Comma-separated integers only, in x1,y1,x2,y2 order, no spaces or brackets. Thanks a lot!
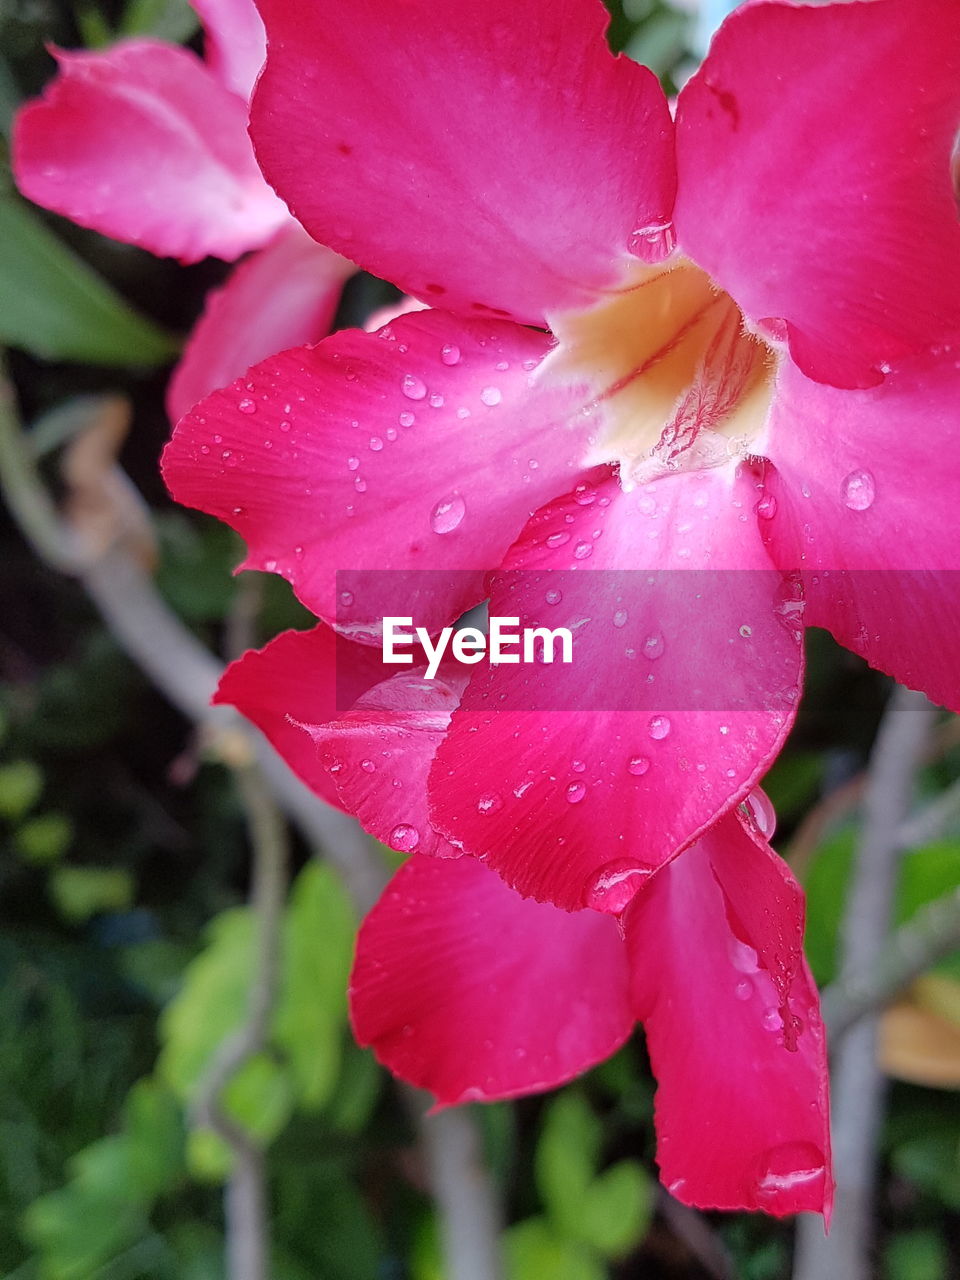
193,764,289,1280
793,686,937,1280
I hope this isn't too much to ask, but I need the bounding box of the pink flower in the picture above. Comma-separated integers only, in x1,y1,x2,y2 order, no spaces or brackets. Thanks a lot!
12,0,354,415
157,0,960,1216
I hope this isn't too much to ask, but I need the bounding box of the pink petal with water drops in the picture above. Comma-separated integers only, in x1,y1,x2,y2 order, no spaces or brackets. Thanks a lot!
350,852,634,1105
428,465,805,912
626,812,832,1217
213,624,386,806
308,665,468,858
167,224,354,422
12,42,287,262
250,0,675,326
163,310,594,636
675,0,960,389
760,351,960,712
191,0,266,100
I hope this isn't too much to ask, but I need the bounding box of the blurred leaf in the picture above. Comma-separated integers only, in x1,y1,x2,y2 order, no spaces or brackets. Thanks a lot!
159,908,254,1097
504,1218,606,1280
0,189,177,365
880,1002,960,1089
274,1163,382,1280
800,828,855,985
761,751,823,824
187,1055,295,1181
123,1079,185,1199
14,811,72,863
274,863,354,1110
22,1180,144,1280
120,0,200,41
890,1133,960,1210
155,513,240,623
49,866,135,923
580,1160,652,1259
0,759,43,820
884,1229,949,1280
74,3,114,47
535,1093,603,1237
325,1040,382,1135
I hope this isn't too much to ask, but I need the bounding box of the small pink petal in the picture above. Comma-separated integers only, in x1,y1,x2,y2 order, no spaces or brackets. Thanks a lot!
12,41,287,262
213,625,385,805
191,0,266,100
675,0,960,388
168,224,354,421
251,0,675,323
626,813,833,1217
350,853,634,1105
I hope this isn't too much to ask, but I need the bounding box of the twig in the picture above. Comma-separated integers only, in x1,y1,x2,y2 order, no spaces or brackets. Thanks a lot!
193,764,289,1280
657,1189,736,1280
793,686,937,1280
823,886,960,1042
896,775,960,850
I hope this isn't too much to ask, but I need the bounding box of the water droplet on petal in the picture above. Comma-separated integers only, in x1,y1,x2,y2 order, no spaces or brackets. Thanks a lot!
480,386,502,407
545,587,563,605
643,631,665,660
571,759,586,773
477,792,503,815
388,823,420,852
441,344,461,366
735,979,753,1001
339,590,354,607
842,468,875,511
573,484,596,506
361,759,376,773
369,436,384,452
347,456,360,471
756,493,778,520
399,410,415,427
739,624,752,638
238,397,256,414
742,787,777,839
402,374,428,400
756,1143,826,1205
612,609,628,628
565,781,586,804
573,541,593,560
648,715,671,740
546,531,571,549
627,755,650,776
430,493,466,534
762,1008,783,1031
584,859,653,914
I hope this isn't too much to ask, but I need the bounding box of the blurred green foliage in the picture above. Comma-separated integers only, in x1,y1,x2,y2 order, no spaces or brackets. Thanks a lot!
1,0,960,1278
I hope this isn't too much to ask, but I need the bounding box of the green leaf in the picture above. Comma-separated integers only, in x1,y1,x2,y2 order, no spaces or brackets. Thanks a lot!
0,759,44,821
884,1230,950,1280
535,1093,603,1237
274,864,355,1110
186,1055,296,1182
49,865,135,922
801,829,855,985
0,188,177,365
580,1160,653,1259
14,811,72,863
504,1218,606,1280
120,0,200,41
123,1079,185,1199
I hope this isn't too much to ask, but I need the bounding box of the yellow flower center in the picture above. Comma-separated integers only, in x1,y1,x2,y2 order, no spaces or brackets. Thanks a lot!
542,258,776,489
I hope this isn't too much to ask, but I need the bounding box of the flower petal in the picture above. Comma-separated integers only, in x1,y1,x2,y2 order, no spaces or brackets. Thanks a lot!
310,667,467,859
13,42,287,262
760,352,960,712
429,466,804,912
191,0,266,100
250,0,675,324
213,625,385,804
675,0,960,388
350,853,634,1105
163,310,592,634
167,225,354,421
626,813,833,1217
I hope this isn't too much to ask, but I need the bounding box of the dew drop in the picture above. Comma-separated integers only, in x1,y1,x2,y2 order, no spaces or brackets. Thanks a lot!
441,344,461,366
735,979,753,1001
642,631,665,660
841,468,876,511
648,715,671,740
238,397,257,414
573,484,596,506
430,493,466,534
339,590,354,607
756,493,778,520
401,373,428,401
756,1143,825,1204
369,436,384,452
347,455,360,471
480,385,502,407
360,759,376,773
739,624,753,638
388,823,420,852
584,859,653,914
565,781,587,804
429,392,445,408
571,759,586,773
612,608,629,629
742,786,777,839
477,792,503,815
627,755,650,776
546,531,571,549
573,541,593,560
762,1008,783,1031
545,587,563,605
